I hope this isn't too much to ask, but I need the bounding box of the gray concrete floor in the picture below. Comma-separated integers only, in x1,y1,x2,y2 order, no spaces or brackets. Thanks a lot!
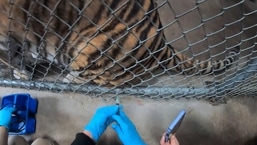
1,87,257,145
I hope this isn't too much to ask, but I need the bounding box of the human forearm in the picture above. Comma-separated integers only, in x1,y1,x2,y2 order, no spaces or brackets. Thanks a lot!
0,126,8,145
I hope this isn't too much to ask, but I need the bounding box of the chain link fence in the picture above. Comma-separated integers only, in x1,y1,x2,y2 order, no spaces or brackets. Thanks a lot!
0,0,256,103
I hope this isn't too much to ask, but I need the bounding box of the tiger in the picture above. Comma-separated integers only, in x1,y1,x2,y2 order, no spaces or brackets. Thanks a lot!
0,0,239,87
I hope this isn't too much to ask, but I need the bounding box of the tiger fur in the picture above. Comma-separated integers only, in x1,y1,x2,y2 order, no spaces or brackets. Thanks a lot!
0,0,239,87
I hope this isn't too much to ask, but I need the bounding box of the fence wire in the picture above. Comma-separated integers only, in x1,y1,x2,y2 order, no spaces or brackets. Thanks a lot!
0,0,256,103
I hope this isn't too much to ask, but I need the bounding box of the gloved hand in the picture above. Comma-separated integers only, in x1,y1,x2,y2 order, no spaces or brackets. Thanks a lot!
0,107,15,129
84,105,119,141
111,108,146,145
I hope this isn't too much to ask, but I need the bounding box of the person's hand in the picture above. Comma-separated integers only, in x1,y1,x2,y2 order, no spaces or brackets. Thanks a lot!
0,107,15,129
111,108,146,145
160,133,179,145
84,105,119,142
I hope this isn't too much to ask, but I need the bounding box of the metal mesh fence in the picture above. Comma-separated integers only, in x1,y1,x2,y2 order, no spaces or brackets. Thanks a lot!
0,0,256,103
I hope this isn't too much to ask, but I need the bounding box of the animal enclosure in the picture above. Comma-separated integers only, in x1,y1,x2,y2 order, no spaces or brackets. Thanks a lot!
0,0,256,103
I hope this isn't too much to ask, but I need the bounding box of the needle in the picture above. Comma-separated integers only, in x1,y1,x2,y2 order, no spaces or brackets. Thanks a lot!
115,96,120,106
115,96,120,114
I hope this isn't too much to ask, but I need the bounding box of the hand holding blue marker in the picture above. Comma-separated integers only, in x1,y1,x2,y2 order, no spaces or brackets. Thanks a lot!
164,109,186,142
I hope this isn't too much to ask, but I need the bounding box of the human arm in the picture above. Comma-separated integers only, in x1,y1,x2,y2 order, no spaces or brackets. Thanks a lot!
0,107,15,145
70,132,95,145
0,126,8,145
160,133,179,145
70,105,119,145
111,108,146,145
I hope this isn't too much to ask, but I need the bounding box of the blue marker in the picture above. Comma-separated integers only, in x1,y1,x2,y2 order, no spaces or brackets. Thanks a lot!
164,109,186,142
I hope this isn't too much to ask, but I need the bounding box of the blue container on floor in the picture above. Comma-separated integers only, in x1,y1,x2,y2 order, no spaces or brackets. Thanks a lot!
1,93,38,135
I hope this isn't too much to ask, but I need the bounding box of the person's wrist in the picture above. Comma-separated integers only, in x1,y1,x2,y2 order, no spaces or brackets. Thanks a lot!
83,130,94,141
84,124,99,141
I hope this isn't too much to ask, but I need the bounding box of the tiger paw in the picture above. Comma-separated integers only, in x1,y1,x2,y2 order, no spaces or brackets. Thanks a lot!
13,69,31,80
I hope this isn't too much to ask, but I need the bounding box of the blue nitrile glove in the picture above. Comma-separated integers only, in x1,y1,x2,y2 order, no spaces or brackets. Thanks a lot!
111,109,147,145
84,105,119,141
0,107,15,129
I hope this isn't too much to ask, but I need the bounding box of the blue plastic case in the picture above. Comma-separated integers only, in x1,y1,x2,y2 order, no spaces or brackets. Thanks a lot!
1,93,38,135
